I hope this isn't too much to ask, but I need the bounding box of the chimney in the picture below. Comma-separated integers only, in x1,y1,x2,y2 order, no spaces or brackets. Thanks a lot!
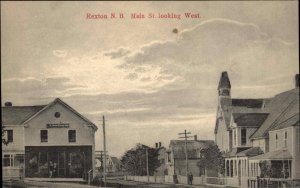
194,135,197,141
155,143,158,148
5,102,12,107
159,142,161,148
296,74,299,88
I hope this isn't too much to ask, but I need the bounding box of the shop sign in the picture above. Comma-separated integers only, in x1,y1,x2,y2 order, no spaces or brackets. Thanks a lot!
46,123,69,128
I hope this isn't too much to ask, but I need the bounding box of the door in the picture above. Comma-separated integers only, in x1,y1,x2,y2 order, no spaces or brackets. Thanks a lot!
68,152,84,178
58,152,66,177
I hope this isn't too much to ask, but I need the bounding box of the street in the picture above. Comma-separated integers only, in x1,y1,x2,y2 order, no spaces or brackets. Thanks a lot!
2,178,210,188
106,178,209,188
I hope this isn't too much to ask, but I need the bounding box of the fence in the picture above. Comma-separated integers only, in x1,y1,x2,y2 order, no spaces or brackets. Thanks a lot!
125,175,206,185
248,177,300,188
125,175,300,188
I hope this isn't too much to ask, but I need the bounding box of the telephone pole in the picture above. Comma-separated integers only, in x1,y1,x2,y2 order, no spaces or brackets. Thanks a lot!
102,116,107,187
146,148,149,182
178,130,192,184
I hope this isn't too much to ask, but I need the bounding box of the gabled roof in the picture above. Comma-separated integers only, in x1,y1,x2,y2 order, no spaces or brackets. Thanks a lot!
216,101,267,133
170,140,214,159
2,98,98,131
250,88,299,139
111,157,121,166
232,113,269,127
2,105,47,125
250,150,292,160
218,71,231,89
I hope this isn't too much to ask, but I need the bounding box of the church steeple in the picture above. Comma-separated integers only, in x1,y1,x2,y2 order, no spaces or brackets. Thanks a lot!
218,71,231,97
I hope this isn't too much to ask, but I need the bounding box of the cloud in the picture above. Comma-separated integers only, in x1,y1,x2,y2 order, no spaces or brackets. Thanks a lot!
2,76,86,105
104,47,131,59
53,50,67,58
124,73,139,80
117,18,298,94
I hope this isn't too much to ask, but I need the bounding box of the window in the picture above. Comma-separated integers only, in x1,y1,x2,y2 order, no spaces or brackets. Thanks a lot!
284,131,288,148
241,128,247,145
233,130,237,146
2,154,24,167
40,130,48,142
7,130,13,143
68,130,76,142
14,154,24,167
3,154,13,167
275,133,278,148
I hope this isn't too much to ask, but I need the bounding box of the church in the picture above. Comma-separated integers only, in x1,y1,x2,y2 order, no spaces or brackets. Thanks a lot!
215,72,299,188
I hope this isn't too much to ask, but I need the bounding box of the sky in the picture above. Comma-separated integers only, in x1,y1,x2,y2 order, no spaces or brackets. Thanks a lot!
1,1,299,157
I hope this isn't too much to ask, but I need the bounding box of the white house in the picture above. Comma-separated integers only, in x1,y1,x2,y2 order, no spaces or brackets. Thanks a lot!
2,98,98,179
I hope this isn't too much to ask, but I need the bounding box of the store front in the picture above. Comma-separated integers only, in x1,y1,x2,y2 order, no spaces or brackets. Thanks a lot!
25,146,92,178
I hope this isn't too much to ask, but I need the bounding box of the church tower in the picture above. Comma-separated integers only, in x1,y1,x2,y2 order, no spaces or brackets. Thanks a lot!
218,71,232,106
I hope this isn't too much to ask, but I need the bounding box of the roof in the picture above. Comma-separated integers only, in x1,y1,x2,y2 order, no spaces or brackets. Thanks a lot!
250,88,299,139
232,113,269,127
170,140,214,159
218,71,231,89
2,98,98,131
232,99,264,108
223,147,251,157
249,150,292,160
2,105,47,125
111,157,121,166
236,147,264,157
270,113,299,131
215,100,267,133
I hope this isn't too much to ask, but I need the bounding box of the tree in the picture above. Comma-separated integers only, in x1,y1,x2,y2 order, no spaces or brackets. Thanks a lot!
2,122,9,145
121,143,160,176
197,144,225,176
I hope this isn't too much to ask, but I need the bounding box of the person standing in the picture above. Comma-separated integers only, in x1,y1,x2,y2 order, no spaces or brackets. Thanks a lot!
49,161,54,178
188,172,193,185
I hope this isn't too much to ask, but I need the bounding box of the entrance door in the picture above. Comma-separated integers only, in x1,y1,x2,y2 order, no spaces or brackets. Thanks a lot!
58,152,66,177
68,152,84,178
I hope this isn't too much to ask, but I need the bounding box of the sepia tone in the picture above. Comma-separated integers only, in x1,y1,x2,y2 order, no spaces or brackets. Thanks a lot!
1,1,299,188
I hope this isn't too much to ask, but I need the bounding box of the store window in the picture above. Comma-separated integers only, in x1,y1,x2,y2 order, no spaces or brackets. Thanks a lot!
68,130,76,142
40,130,48,142
7,130,13,143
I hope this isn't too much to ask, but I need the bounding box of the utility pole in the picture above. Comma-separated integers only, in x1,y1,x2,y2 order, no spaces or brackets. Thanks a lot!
146,148,149,182
102,116,107,187
178,130,192,184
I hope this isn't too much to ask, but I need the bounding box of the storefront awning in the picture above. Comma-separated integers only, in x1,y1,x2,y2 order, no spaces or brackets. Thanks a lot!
249,150,292,161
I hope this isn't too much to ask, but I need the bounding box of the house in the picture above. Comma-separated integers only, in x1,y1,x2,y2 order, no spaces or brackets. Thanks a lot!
95,152,122,174
2,98,98,179
166,137,215,177
214,72,299,187
153,142,168,176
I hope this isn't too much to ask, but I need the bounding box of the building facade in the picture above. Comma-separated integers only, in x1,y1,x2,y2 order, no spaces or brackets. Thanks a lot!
2,98,98,179
215,72,300,187
166,138,216,177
